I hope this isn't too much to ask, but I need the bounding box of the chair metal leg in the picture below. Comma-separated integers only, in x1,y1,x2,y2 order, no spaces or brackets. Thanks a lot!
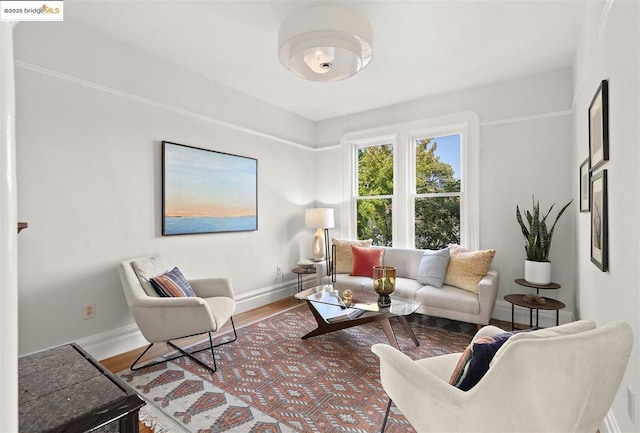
130,317,238,373
130,342,190,372
381,398,393,433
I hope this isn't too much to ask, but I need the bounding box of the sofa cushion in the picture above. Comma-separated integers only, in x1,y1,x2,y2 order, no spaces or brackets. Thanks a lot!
416,248,450,288
415,285,480,315
392,277,424,299
350,245,384,277
132,255,169,297
332,273,373,291
444,245,495,293
150,267,197,297
332,238,373,274
382,248,427,279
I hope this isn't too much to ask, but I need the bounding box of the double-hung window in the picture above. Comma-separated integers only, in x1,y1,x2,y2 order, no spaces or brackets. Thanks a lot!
412,133,462,249
342,113,479,250
354,137,395,246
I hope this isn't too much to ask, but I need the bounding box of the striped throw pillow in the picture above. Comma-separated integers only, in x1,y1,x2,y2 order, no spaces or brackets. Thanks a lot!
150,267,196,297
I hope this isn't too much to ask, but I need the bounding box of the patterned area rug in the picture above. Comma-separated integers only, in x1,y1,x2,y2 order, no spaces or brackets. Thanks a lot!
118,304,476,432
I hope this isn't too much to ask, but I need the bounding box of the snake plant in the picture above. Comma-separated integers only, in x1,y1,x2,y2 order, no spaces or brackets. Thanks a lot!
516,197,573,262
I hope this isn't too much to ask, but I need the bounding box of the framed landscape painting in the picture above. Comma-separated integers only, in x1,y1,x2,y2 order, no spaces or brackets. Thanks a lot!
588,79,609,171
590,170,608,271
162,141,258,235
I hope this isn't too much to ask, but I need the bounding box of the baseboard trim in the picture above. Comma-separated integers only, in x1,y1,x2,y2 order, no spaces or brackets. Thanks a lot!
491,299,575,328
78,279,297,361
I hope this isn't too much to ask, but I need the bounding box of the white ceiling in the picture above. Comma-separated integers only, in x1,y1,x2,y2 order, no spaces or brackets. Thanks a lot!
65,1,585,122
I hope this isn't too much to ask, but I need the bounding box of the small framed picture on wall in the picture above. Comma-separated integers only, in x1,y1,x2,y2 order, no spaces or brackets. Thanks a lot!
590,170,608,271
579,157,590,212
588,79,609,171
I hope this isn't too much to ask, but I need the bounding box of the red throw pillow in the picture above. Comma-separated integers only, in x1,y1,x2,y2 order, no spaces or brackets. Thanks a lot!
350,245,384,277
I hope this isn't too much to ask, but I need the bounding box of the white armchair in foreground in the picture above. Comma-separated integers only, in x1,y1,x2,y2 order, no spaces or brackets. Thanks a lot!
372,320,633,433
119,254,237,373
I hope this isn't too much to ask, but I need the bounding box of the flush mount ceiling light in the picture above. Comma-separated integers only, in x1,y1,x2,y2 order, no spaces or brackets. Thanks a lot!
278,6,373,82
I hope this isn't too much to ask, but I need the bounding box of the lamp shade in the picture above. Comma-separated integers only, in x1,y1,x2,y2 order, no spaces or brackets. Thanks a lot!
305,208,335,229
278,6,373,82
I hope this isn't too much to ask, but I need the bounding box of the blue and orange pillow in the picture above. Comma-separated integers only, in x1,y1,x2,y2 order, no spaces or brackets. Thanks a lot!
150,267,196,297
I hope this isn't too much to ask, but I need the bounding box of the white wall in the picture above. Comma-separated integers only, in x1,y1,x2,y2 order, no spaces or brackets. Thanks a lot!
14,21,318,357
572,1,639,431
1,21,19,433
317,69,576,326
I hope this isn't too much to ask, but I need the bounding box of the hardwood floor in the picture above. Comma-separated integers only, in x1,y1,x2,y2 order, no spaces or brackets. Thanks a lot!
100,296,513,432
100,297,299,433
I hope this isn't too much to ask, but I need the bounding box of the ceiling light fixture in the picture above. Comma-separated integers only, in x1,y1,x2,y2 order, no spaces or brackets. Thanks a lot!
278,6,373,82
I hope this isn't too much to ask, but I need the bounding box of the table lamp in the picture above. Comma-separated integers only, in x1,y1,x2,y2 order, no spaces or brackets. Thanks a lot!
305,208,334,263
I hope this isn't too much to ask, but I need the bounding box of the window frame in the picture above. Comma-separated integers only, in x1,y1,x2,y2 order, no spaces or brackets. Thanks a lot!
353,136,397,245
341,112,479,250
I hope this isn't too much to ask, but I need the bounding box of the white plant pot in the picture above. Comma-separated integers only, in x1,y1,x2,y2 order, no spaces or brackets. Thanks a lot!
524,260,551,285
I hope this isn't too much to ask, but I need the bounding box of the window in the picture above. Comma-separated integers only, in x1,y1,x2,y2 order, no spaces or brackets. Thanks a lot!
356,141,394,246
342,113,479,250
413,134,461,249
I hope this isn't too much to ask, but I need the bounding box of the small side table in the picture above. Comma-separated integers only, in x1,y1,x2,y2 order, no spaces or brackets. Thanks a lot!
504,294,565,330
291,266,316,293
505,279,565,330
514,278,561,294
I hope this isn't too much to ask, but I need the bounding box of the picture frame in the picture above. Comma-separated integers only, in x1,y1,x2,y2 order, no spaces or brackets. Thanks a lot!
579,157,590,212
162,141,258,235
590,170,608,271
588,79,609,171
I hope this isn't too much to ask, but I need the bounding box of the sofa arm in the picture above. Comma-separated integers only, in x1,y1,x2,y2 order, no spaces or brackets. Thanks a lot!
477,270,500,325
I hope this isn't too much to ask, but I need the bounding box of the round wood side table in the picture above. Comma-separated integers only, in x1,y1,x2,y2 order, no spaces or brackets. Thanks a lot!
291,266,316,293
505,279,565,330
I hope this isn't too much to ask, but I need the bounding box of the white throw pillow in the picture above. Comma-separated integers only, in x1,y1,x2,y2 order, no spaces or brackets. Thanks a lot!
416,248,450,288
132,255,169,296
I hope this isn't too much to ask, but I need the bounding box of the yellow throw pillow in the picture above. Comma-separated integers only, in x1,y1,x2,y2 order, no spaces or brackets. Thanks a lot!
332,238,373,274
444,244,496,293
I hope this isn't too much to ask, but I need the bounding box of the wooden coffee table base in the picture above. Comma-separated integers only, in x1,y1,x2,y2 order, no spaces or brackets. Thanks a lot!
301,301,420,350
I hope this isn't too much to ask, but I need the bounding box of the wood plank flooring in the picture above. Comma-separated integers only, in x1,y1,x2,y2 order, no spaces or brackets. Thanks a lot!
100,296,514,433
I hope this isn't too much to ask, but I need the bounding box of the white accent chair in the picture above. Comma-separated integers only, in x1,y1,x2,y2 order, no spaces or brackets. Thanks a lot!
119,254,237,373
372,320,633,433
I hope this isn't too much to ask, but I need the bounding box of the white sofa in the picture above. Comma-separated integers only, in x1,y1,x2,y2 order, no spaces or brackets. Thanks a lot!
316,246,499,327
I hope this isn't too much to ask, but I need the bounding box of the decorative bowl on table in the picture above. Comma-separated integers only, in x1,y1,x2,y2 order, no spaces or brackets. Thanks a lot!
297,259,316,270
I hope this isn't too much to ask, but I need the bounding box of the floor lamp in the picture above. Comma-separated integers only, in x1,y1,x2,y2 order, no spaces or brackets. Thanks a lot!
305,208,334,276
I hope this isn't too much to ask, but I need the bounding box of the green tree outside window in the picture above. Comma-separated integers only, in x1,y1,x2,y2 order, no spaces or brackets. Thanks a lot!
355,137,461,249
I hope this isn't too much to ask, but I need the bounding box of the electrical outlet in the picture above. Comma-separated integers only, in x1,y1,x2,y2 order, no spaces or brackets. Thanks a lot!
629,386,636,423
83,303,96,320
276,265,282,276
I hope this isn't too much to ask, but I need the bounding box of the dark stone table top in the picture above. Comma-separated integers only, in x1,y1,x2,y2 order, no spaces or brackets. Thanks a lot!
19,344,144,433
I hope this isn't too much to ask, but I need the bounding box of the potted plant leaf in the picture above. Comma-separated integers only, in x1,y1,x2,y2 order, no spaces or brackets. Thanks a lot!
516,197,573,284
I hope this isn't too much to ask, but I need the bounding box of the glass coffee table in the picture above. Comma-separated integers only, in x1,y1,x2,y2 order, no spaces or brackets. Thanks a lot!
295,284,421,349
